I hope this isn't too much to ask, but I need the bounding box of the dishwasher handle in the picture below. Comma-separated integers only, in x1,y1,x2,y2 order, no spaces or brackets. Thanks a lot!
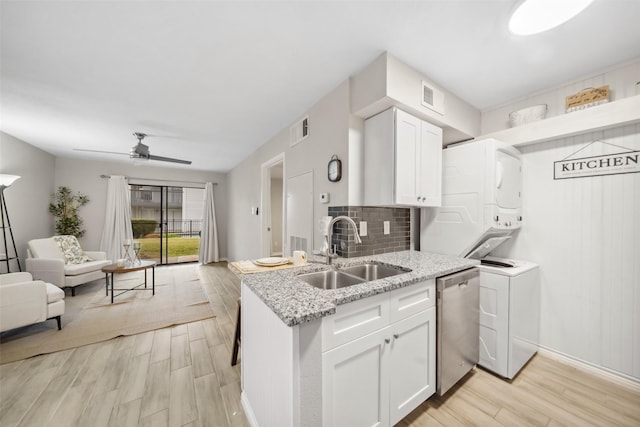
437,267,478,290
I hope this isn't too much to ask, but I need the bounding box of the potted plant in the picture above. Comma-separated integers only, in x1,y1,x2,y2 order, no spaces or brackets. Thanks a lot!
49,186,89,238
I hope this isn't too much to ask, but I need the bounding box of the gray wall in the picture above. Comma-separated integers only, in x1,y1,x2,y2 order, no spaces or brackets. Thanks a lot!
227,80,352,261
0,132,56,269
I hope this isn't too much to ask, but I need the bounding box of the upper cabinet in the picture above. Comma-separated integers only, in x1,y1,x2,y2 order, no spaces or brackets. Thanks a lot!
364,108,442,207
350,52,480,145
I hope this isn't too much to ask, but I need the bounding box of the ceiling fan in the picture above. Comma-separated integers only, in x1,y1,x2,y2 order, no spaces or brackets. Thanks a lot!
73,132,192,165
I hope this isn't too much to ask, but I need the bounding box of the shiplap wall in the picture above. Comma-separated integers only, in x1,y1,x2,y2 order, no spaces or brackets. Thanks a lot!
483,57,640,381
493,124,640,381
481,58,640,134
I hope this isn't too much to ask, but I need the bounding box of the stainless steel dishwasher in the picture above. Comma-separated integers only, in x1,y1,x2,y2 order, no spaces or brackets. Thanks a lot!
436,267,479,396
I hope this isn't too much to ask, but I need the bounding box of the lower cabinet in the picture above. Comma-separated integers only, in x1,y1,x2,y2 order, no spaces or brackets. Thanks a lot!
389,308,436,424
322,325,390,427
322,306,436,427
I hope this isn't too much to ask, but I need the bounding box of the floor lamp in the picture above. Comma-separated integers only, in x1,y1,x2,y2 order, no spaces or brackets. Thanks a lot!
0,174,22,273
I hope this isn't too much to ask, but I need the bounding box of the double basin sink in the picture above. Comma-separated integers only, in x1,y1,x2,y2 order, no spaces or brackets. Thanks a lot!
297,262,410,290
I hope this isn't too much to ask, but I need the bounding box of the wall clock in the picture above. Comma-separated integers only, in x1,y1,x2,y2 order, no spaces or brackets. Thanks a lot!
328,155,342,182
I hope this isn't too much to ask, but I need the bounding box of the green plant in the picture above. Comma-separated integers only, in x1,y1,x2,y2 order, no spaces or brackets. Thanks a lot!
48,186,89,238
131,218,158,238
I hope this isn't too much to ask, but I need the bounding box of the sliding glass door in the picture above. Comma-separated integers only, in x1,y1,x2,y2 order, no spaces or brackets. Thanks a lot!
130,185,204,265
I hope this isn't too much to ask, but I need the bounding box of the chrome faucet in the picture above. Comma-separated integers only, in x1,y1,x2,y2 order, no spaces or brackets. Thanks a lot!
322,215,362,265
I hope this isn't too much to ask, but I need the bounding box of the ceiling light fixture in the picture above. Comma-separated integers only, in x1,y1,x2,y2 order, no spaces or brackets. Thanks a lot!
508,0,595,36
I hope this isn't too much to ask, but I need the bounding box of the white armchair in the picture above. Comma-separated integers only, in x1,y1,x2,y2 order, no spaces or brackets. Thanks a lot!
26,236,112,296
0,272,65,332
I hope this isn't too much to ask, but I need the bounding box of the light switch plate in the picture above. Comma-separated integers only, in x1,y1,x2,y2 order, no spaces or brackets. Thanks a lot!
319,192,330,204
359,221,367,237
383,221,390,235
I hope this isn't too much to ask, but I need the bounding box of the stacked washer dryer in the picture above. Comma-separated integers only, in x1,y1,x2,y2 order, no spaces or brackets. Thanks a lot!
421,138,539,379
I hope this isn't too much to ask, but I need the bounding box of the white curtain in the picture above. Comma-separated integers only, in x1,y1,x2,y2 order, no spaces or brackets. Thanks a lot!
199,182,220,264
99,175,133,261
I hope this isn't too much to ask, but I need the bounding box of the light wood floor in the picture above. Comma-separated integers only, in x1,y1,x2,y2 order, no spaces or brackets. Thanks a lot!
1,262,639,427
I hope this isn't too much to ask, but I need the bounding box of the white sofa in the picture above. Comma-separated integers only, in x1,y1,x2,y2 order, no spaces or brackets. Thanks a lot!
0,272,65,332
26,237,112,296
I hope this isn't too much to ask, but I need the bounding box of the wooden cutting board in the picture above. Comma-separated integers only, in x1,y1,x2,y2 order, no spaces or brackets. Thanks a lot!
228,259,306,275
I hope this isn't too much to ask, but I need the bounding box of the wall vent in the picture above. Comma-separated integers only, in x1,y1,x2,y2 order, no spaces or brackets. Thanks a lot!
290,116,309,147
421,81,445,115
290,236,308,252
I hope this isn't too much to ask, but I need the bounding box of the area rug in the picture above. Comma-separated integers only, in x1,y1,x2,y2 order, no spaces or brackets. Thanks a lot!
0,264,214,364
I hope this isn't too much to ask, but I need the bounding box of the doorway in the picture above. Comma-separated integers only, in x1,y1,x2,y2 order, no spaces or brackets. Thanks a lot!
261,154,285,257
130,184,204,265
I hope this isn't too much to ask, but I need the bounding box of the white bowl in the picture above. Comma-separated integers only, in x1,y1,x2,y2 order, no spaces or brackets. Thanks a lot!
509,104,547,127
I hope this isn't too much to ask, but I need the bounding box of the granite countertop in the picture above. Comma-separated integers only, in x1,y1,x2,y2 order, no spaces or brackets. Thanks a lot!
238,250,479,327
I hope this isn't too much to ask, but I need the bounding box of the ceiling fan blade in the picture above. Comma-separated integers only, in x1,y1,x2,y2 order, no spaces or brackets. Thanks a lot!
147,154,192,165
73,148,129,156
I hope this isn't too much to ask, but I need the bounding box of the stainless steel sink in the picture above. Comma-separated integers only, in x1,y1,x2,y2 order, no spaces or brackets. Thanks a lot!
297,270,365,290
339,262,408,281
297,262,409,290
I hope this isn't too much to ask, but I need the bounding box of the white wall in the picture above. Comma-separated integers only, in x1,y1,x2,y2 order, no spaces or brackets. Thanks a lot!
54,157,229,260
485,60,640,381
0,132,56,268
494,124,640,381
350,52,481,144
482,58,640,135
227,80,351,261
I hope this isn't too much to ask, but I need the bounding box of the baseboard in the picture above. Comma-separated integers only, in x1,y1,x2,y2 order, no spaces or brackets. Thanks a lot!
537,346,640,392
241,391,259,427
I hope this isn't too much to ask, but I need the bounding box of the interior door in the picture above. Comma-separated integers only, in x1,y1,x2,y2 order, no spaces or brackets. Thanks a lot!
285,171,313,256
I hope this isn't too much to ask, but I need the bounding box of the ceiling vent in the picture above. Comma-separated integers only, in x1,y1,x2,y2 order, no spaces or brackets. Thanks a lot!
421,81,445,115
290,116,309,147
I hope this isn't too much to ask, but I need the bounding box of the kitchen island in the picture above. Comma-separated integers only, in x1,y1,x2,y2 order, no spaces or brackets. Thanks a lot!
239,250,478,427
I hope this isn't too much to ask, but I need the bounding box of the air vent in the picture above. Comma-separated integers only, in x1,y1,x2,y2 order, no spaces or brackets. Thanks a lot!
421,81,445,115
290,116,309,146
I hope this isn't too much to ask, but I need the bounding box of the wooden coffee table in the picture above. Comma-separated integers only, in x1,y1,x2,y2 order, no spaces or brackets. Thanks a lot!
102,260,156,303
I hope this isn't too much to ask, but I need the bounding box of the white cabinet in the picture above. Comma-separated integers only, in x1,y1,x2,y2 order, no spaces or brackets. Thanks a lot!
322,281,436,427
478,264,539,379
322,326,390,427
388,309,435,425
364,108,442,207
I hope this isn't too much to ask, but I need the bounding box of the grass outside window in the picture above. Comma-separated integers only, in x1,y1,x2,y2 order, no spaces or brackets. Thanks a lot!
136,237,200,259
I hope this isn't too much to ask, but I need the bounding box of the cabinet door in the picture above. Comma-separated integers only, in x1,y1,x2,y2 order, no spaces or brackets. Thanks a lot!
478,272,509,377
323,327,391,427
394,109,421,205
417,121,442,206
389,308,436,425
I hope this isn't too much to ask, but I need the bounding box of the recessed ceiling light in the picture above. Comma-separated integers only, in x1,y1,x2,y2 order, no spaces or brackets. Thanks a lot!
508,0,595,36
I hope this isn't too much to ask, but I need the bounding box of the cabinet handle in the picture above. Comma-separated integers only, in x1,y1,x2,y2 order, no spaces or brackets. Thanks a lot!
384,338,390,344
421,197,426,202
416,196,421,202
393,333,399,339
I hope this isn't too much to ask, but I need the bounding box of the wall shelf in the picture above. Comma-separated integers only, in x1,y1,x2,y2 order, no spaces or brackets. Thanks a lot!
475,94,640,147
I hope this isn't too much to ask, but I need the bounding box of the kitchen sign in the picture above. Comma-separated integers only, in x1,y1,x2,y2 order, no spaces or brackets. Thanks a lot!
554,141,640,180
